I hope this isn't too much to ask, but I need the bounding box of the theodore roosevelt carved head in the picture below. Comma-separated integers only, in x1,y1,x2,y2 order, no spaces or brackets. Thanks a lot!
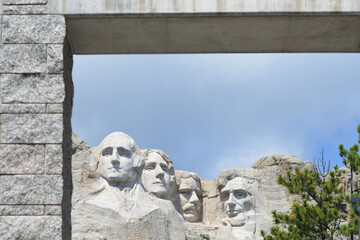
175,171,202,222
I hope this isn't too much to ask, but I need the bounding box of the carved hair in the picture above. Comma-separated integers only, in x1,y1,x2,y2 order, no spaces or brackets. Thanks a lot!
141,149,175,176
217,174,252,195
175,170,201,189
97,132,145,173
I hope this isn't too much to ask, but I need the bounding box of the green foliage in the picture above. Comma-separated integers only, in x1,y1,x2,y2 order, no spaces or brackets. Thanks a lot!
261,166,347,240
339,200,359,237
338,124,360,237
339,123,360,173
200,234,210,240
261,124,360,240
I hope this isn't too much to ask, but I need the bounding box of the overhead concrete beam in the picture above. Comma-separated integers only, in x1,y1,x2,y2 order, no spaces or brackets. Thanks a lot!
49,0,360,15
50,0,360,54
66,15,360,54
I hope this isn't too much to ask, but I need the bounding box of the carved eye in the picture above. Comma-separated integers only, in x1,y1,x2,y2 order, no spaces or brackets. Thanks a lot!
234,191,246,199
102,148,112,157
145,164,155,170
221,192,229,200
118,148,131,158
160,164,168,172
180,191,191,197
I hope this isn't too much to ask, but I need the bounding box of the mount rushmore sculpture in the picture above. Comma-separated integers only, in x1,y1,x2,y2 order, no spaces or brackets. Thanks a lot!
71,132,315,239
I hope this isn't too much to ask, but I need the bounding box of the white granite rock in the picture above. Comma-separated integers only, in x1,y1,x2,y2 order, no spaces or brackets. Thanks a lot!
338,166,357,195
0,205,44,216
1,114,63,143
0,216,61,240
72,132,186,240
0,44,47,73
3,0,47,5
45,205,62,215
46,103,63,113
175,170,203,223
0,104,46,113
71,132,319,240
0,175,62,204
1,74,65,103
252,154,316,172
71,131,90,154
47,44,64,73
3,5,47,15
45,144,62,174
0,144,45,174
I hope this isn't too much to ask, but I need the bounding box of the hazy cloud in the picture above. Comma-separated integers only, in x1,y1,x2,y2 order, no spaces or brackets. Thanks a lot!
72,53,360,179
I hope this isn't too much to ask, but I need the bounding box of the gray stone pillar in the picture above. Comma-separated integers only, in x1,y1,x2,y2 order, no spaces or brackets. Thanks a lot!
0,0,73,239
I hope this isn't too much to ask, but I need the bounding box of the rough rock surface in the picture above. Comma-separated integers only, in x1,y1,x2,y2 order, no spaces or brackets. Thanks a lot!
252,154,316,173
0,144,45,174
0,103,46,114
1,74,65,103
45,144,63,174
72,133,186,239
3,5,47,15
0,216,61,240
0,205,44,216
1,114,63,143
2,15,65,44
0,45,47,73
71,131,90,154
70,132,323,239
47,45,64,73
3,0,47,4
0,175,62,204
338,166,358,195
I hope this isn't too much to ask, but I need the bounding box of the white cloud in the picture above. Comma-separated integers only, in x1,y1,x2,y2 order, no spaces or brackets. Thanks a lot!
72,53,360,180
206,134,308,179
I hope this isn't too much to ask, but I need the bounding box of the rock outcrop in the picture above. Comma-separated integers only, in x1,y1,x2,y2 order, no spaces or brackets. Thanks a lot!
338,166,359,195
71,132,319,240
71,131,90,155
72,132,186,240
252,154,316,173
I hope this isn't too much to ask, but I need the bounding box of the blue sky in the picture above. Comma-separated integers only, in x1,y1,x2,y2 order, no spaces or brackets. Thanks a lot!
71,53,360,180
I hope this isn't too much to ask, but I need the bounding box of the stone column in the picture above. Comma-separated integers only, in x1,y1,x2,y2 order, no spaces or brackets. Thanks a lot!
0,0,72,239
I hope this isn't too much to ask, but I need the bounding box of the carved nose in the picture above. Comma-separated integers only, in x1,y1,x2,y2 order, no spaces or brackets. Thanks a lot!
155,165,165,178
111,150,120,165
189,191,199,203
111,158,120,165
228,193,236,204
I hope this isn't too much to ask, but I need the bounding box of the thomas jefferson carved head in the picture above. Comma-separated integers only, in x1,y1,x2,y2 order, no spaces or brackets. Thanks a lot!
141,149,175,199
98,132,144,186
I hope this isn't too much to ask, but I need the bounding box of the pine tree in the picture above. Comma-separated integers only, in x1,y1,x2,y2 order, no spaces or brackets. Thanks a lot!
261,124,360,240
338,124,360,237
260,166,347,240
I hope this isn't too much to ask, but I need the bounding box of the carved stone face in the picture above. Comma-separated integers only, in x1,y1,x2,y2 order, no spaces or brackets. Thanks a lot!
220,177,252,223
142,152,171,199
99,133,138,184
178,177,202,222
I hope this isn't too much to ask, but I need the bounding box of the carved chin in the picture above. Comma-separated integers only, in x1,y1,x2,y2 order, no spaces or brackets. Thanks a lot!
107,174,124,181
227,210,241,217
226,214,246,227
104,172,137,183
183,211,199,222
150,187,167,198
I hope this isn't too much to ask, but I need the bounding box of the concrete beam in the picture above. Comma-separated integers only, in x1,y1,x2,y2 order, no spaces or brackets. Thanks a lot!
67,15,360,54
49,0,360,15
